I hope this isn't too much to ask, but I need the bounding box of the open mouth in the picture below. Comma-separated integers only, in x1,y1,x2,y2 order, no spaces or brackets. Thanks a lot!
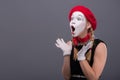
71,26,75,32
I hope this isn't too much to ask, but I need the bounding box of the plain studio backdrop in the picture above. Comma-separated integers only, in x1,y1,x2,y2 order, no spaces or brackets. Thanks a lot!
0,0,120,80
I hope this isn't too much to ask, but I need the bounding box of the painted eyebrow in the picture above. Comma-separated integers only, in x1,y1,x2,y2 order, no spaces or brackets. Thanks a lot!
71,14,83,18
78,14,83,17
77,14,84,21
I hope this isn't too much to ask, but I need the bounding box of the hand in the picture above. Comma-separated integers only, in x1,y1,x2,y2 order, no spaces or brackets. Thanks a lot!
77,41,93,61
55,38,72,56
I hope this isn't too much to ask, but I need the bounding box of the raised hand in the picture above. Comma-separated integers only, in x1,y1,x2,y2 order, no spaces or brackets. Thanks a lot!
77,41,93,61
55,38,72,56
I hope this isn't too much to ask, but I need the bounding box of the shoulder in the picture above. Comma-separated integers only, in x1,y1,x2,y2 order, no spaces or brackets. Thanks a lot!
96,42,107,53
92,39,107,78
94,39,107,49
94,39,106,44
94,39,107,58
93,39,107,49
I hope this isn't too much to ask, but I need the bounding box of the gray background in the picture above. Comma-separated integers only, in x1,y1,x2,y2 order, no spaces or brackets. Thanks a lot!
0,0,120,80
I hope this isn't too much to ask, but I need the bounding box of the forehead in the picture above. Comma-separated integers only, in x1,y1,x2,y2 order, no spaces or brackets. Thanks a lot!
72,11,85,17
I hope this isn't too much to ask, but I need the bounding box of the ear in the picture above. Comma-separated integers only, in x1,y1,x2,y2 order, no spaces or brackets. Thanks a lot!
86,22,92,29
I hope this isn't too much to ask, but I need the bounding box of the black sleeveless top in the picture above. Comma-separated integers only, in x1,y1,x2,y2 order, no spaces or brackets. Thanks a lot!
70,39,105,80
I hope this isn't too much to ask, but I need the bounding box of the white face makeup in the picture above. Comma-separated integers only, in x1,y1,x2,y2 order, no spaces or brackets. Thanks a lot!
70,11,87,37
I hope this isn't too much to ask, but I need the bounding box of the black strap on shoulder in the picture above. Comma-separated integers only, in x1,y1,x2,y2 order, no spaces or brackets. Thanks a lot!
90,39,104,66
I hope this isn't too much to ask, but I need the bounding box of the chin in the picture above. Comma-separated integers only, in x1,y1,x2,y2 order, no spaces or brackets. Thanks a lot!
72,35,78,37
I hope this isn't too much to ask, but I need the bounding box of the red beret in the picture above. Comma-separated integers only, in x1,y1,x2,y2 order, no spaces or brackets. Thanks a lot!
69,5,97,30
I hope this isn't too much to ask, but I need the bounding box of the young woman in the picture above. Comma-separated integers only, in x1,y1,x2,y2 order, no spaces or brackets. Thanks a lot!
55,5,107,80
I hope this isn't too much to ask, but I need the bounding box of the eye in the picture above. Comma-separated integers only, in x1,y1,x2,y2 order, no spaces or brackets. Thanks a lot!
77,17,82,21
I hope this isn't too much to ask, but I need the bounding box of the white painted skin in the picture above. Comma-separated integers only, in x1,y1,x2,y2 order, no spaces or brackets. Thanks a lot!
70,11,87,37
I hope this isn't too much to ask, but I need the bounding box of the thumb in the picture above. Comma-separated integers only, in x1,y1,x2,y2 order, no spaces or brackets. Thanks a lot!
67,41,72,46
85,41,92,49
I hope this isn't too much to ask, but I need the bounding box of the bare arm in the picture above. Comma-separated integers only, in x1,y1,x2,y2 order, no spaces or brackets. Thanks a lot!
79,42,107,80
61,41,72,80
62,56,71,80
55,39,72,80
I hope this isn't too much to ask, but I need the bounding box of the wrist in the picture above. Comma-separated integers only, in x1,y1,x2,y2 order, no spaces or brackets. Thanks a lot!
63,51,71,56
77,55,86,61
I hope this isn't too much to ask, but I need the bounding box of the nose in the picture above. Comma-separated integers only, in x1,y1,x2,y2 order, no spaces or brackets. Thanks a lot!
71,20,75,24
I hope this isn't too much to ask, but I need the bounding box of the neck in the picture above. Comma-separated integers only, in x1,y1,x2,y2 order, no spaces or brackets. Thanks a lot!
72,34,90,46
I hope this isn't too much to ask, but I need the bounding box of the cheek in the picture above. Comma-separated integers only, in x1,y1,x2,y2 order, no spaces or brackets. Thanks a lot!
78,22,85,26
74,24,82,31
75,23,86,32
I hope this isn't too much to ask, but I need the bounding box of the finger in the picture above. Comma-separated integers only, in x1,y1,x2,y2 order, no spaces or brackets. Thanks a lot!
56,38,62,44
61,38,65,44
86,41,92,49
55,43,60,48
87,41,92,47
67,41,72,45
